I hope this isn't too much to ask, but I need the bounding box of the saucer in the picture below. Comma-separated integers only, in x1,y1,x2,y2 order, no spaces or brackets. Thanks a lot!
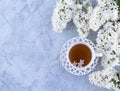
60,37,98,76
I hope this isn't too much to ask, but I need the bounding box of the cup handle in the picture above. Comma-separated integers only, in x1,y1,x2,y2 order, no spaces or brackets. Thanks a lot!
95,53,103,57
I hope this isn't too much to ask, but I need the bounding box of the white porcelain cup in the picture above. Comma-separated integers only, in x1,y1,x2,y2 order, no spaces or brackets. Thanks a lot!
67,42,102,68
60,37,102,76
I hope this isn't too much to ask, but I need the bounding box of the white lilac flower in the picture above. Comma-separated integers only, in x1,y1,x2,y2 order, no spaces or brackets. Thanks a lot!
101,51,119,68
96,21,120,68
89,68,120,91
117,29,120,55
52,0,73,32
73,0,93,37
52,0,93,37
72,59,84,68
96,22,117,54
89,0,119,31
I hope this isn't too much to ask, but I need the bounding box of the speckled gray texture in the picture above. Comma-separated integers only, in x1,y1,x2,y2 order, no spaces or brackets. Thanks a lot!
0,0,111,91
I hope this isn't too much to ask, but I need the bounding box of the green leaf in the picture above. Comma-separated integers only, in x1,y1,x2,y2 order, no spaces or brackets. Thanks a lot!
111,78,117,86
118,77,120,81
116,73,120,81
117,85,120,89
82,7,88,13
112,50,116,54
117,81,120,85
116,73,120,78
115,0,120,11
75,0,81,5
59,9,65,12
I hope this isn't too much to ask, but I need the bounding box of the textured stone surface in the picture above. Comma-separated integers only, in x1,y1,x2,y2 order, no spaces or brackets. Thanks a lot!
0,0,110,91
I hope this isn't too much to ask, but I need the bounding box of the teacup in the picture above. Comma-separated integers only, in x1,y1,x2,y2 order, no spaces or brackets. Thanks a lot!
60,37,102,76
